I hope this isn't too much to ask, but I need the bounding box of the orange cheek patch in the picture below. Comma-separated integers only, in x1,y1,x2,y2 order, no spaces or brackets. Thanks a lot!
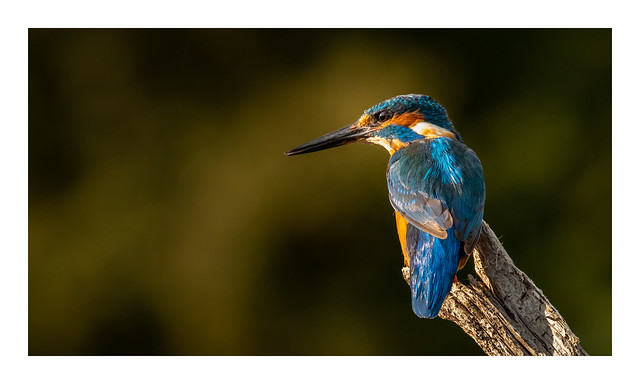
386,111,424,128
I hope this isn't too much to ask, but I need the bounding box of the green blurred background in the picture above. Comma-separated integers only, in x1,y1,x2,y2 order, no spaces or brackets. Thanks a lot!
28,29,611,355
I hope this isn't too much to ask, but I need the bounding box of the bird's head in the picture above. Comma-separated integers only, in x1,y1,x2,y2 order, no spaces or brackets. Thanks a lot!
286,94,461,156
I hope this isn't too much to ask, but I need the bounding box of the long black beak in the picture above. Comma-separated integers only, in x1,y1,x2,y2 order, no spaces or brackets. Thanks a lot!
285,124,372,156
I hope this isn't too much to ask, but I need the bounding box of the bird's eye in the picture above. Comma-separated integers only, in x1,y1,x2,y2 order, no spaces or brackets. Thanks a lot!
377,111,391,122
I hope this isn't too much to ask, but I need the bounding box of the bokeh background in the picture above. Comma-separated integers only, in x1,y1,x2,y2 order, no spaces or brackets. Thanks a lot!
29,29,611,355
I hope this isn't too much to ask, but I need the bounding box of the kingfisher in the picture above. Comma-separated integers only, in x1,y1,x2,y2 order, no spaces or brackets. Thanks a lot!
286,94,485,318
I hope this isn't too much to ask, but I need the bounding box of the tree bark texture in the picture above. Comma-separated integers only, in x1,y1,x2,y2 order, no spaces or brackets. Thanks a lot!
403,221,588,356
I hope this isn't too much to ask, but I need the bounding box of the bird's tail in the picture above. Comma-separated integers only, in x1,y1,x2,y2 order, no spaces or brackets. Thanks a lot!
407,225,461,318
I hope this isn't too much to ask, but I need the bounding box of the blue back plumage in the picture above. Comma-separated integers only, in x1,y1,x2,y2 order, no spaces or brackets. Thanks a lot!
387,137,485,318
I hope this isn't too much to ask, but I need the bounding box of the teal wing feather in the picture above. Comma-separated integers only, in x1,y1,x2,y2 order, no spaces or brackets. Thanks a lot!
387,137,485,253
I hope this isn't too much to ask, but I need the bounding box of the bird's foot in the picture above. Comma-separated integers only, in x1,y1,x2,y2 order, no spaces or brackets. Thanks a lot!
401,267,410,286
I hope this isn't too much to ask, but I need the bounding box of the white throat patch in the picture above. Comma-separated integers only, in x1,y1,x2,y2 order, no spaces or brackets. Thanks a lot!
410,121,456,139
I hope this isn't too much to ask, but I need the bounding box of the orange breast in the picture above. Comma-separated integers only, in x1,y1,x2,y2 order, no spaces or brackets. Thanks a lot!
395,211,410,268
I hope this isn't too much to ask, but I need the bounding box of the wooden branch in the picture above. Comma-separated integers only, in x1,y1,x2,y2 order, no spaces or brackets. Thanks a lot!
402,221,588,356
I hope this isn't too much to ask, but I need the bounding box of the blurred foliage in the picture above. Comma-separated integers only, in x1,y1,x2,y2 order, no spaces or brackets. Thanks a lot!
28,29,611,355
